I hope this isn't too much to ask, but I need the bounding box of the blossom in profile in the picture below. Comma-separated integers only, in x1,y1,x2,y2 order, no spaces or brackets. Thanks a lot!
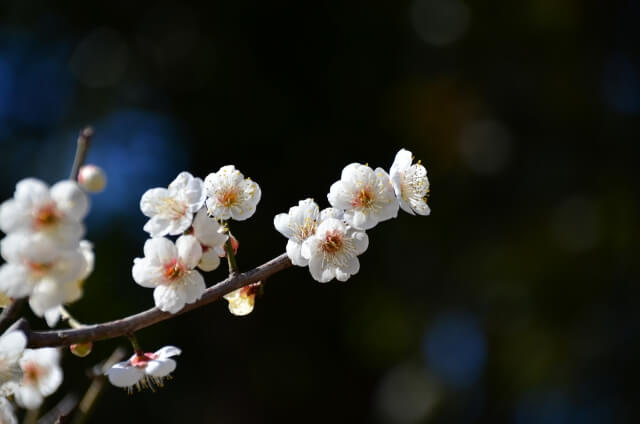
190,209,227,272
223,283,261,316
14,348,62,410
300,218,368,283
140,172,206,238
328,163,398,230
204,165,261,221
0,178,88,249
106,346,181,392
0,331,27,394
132,235,205,313
274,199,320,266
389,148,430,216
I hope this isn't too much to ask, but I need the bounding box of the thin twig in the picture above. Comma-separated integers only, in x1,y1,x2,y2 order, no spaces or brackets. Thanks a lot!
0,298,26,333
26,253,291,348
224,236,239,276
69,127,93,181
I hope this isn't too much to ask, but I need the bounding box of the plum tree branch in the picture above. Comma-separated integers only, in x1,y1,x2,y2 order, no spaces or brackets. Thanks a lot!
24,253,291,348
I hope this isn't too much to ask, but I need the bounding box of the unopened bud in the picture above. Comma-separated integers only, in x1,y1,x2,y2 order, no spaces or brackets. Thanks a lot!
78,164,107,193
70,342,93,357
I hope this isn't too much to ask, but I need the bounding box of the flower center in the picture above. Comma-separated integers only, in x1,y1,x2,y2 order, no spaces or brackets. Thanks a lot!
163,259,186,281
131,352,158,368
159,197,187,220
23,362,42,384
27,261,54,276
352,187,375,209
321,231,344,254
218,188,238,208
34,203,61,229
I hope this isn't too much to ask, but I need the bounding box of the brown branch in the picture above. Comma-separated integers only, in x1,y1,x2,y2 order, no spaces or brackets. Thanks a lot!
69,127,94,181
26,253,291,348
0,298,27,333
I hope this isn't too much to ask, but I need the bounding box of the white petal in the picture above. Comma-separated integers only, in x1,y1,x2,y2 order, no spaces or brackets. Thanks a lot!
50,181,89,221
192,209,227,247
153,285,185,314
273,213,294,238
106,362,143,387
286,240,308,267
180,271,206,304
350,230,369,255
132,258,162,288
143,237,177,264
14,179,50,209
390,148,413,175
0,331,27,362
0,264,34,298
308,256,333,283
14,385,43,409
145,358,176,377
154,346,182,359
0,200,29,234
44,307,62,328
176,235,202,270
140,188,169,217
198,249,221,272
143,216,172,238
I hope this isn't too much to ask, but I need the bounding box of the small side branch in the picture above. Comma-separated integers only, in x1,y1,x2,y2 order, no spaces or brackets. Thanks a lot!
69,127,94,181
27,253,291,348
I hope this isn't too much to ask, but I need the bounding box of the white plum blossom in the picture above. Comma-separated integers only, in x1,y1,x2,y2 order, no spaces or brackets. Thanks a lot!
274,199,321,266
106,346,181,392
0,396,16,424
328,163,399,230
14,348,62,410
204,165,261,221
0,178,88,250
0,233,87,315
132,235,206,314
301,218,369,283
389,148,431,216
0,331,27,395
140,172,206,238
190,209,227,272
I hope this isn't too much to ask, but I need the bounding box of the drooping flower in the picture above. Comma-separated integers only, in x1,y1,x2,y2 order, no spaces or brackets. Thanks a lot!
274,199,321,266
13,348,62,410
223,282,261,316
327,163,398,230
190,209,227,272
0,233,87,315
389,148,431,216
0,178,88,249
204,165,261,221
0,331,27,394
106,346,181,392
300,218,369,283
132,235,205,313
0,396,16,424
140,172,206,238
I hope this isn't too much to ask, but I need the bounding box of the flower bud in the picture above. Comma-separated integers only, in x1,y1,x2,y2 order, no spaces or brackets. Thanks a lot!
70,342,93,357
78,164,107,193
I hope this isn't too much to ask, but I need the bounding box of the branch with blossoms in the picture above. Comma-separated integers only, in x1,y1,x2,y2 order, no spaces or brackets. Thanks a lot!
0,129,430,422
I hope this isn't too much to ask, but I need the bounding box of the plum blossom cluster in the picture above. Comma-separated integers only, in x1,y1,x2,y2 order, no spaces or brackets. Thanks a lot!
132,166,260,314
0,178,94,326
0,330,63,422
274,148,430,283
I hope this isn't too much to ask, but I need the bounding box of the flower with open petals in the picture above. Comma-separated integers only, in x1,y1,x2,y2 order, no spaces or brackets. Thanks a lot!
106,346,181,393
328,163,398,230
14,348,62,410
300,218,368,283
0,331,27,394
190,209,227,272
140,172,206,238
132,235,205,313
204,165,261,221
274,199,321,266
389,148,431,216
0,178,87,249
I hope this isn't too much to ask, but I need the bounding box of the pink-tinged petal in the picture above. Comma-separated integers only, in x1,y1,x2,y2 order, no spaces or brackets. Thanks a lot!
286,240,308,267
50,181,89,221
106,363,144,387
198,249,220,272
180,271,205,304
154,346,182,359
145,358,176,377
143,237,177,264
176,235,202,269
132,258,162,287
153,285,185,314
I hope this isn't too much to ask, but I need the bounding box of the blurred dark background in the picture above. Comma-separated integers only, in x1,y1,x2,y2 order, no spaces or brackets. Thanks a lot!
1,0,639,423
